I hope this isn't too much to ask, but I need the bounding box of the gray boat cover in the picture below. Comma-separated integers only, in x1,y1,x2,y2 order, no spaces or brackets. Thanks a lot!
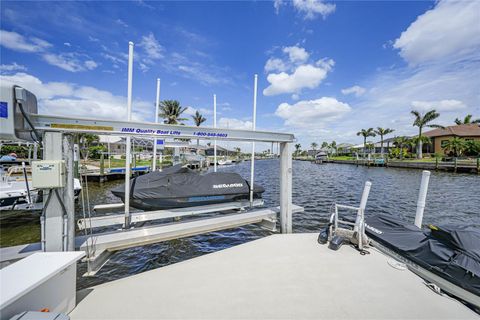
112,164,264,201
364,214,480,298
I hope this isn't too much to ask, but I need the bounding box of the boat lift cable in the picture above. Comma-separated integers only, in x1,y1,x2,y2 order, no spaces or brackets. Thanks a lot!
17,102,42,144
78,152,94,271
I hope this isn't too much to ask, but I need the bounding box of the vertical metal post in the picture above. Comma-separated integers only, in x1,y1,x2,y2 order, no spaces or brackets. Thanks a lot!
124,41,134,228
42,132,65,252
73,143,80,179
414,170,431,228
249,74,258,206
213,94,217,172
153,78,160,172
107,141,111,169
33,142,38,160
355,181,371,234
100,153,105,175
63,134,75,251
279,142,292,233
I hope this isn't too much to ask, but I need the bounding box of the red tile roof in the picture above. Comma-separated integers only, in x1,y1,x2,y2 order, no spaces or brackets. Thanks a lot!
424,124,480,138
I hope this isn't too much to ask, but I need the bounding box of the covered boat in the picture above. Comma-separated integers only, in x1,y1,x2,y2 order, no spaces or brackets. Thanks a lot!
364,214,480,308
112,165,265,210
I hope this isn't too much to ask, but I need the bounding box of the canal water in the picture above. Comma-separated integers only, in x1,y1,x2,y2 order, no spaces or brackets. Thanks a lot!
1,160,479,289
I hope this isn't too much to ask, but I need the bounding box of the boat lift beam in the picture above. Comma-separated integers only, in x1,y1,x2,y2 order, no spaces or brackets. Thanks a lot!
81,205,304,276
30,114,295,143
78,199,265,230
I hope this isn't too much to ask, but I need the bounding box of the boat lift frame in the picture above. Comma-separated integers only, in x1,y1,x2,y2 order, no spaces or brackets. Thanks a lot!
1,109,299,273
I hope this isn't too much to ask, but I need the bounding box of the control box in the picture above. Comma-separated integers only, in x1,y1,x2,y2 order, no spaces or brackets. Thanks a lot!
31,160,65,188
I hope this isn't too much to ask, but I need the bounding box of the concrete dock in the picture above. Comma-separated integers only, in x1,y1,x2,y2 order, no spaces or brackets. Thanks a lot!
70,233,476,319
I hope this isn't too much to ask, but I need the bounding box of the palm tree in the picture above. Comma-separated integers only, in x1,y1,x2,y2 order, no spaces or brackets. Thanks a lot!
464,140,480,156
411,109,444,159
311,142,318,153
330,141,337,155
393,136,410,160
294,143,301,157
357,128,376,157
191,110,207,147
321,141,329,149
454,114,480,125
374,127,395,156
365,142,375,154
78,133,99,160
159,100,188,125
442,137,466,157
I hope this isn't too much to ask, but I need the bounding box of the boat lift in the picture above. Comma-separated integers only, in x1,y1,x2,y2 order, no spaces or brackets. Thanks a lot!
0,84,301,274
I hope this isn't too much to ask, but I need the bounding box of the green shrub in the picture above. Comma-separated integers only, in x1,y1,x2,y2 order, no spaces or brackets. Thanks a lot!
88,145,106,159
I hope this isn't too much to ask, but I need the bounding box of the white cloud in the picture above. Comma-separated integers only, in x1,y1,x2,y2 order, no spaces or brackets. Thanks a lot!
393,0,480,65
411,100,467,113
264,46,334,95
116,19,129,28
139,62,149,73
264,45,314,73
101,53,126,65
283,46,309,63
185,106,213,117
292,0,336,20
0,29,51,52
88,36,99,42
139,33,163,60
0,62,27,72
64,42,71,47
263,61,333,96
341,85,366,97
218,117,253,130
42,53,87,72
275,97,351,127
0,72,152,121
84,60,98,70
273,0,283,14
264,58,287,73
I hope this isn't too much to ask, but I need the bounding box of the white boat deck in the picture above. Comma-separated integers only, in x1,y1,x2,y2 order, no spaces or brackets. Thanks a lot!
70,233,476,319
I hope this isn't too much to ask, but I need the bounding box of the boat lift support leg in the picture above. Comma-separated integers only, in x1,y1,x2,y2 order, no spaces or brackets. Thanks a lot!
280,142,293,234
42,132,75,252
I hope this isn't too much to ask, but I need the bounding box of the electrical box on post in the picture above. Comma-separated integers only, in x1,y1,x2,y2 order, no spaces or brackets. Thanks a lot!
31,160,66,188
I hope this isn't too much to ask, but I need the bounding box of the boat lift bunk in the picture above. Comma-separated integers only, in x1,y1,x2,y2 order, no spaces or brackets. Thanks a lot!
0,84,303,275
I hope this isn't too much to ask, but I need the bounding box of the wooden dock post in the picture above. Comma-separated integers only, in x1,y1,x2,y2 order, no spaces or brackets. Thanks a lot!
435,157,439,171
454,157,457,173
280,142,293,234
477,157,479,174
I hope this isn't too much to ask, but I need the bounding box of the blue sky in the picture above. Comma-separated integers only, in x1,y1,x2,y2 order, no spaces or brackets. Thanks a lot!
1,0,479,149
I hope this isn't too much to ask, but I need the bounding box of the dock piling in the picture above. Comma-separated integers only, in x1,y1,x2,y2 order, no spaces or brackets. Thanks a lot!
280,142,293,233
414,170,431,228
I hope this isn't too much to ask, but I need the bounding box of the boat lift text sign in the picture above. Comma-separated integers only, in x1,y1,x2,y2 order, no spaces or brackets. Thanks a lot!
121,127,228,138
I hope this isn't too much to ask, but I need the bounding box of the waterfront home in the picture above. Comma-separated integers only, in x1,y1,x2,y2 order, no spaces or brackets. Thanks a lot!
336,143,355,154
205,145,232,156
424,124,480,155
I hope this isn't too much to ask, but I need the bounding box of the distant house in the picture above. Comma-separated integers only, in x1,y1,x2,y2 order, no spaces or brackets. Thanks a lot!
424,124,480,155
336,143,354,154
205,145,232,156
307,149,317,157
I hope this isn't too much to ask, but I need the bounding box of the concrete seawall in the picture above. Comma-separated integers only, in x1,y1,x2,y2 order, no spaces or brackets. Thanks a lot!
304,158,479,174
